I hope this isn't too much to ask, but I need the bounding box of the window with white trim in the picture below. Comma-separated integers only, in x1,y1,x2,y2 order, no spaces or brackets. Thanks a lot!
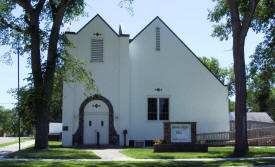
91,37,103,62
148,97,169,120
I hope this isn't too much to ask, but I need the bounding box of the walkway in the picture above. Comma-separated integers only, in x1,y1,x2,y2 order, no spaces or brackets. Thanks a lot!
0,140,35,157
0,137,18,144
91,149,134,160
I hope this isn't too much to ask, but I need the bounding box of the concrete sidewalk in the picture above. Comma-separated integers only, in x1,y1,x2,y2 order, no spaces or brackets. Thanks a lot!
92,149,134,160
0,137,18,144
0,140,35,157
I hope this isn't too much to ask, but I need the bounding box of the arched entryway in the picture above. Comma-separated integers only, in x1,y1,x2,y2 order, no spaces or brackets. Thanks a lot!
73,94,119,145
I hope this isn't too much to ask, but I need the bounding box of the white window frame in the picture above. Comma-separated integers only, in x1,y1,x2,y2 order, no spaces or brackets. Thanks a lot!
147,97,169,121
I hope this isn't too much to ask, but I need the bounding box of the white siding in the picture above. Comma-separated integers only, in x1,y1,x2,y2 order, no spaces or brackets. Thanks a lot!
129,18,229,141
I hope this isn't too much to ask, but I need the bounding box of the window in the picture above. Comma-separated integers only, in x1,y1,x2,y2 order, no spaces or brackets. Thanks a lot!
148,97,169,120
91,37,103,62
148,98,157,120
159,98,169,120
155,27,160,51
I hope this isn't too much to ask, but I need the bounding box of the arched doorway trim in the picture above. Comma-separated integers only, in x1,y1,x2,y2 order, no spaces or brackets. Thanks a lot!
72,94,119,145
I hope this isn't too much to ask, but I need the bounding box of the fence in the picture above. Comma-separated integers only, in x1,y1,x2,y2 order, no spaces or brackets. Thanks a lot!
197,126,275,146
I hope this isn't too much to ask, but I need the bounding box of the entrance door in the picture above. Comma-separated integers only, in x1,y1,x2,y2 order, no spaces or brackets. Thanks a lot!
83,100,109,145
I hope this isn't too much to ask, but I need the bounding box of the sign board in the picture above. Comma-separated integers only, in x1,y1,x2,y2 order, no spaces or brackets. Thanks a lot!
49,122,63,134
171,123,191,143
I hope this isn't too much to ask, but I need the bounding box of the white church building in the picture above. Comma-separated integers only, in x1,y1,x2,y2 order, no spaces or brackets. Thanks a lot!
62,14,229,147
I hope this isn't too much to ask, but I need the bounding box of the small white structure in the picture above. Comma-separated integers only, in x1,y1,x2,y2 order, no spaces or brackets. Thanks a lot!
49,122,63,135
62,14,229,147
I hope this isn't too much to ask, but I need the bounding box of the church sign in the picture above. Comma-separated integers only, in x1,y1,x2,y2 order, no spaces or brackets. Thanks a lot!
171,123,191,143
164,122,196,144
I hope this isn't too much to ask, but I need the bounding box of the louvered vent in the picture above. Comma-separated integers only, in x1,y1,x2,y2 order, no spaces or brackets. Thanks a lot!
91,38,103,62
156,27,160,51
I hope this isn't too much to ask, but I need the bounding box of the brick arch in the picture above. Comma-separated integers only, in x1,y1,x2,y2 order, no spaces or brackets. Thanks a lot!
72,94,119,145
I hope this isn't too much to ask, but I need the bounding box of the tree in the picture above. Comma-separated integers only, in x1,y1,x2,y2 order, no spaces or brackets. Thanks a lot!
208,0,266,154
8,65,65,136
0,106,14,136
248,3,274,115
247,73,275,119
0,0,96,149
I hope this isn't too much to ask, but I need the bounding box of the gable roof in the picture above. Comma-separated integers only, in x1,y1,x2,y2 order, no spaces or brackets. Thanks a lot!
130,16,226,87
66,14,226,86
229,112,274,123
65,14,129,37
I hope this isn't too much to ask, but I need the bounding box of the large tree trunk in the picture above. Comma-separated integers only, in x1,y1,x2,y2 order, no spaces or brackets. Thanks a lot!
233,37,248,154
35,102,50,149
28,13,50,149
228,0,259,155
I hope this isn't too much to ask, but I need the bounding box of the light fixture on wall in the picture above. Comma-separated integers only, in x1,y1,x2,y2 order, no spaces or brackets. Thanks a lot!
154,88,163,92
92,104,101,108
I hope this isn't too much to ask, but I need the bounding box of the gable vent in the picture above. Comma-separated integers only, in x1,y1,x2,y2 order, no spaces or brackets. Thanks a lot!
91,38,104,62
155,27,160,51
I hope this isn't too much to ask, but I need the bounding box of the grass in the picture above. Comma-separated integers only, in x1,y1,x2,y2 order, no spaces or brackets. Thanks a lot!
121,147,275,159
1,160,275,167
5,141,100,159
0,138,34,148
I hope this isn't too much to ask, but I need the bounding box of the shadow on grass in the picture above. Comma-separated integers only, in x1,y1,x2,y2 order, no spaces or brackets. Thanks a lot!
5,142,100,159
1,160,275,167
122,147,275,159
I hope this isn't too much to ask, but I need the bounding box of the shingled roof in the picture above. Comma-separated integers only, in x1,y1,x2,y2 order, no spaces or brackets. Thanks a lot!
229,112,274,123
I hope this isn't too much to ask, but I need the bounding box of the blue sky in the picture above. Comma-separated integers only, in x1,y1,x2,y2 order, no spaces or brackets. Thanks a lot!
0,0,264,109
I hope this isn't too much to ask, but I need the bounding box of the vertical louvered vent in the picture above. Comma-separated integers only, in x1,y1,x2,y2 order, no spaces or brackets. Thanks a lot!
156,27,160,51
91,38,103,62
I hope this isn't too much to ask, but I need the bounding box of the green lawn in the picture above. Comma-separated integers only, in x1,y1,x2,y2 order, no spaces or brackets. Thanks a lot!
1,160,275,167
121,147,275,159
0,138,34,148
5,141,100,159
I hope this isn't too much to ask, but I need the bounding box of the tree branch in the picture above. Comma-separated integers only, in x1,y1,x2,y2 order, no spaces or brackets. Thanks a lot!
14,0,33,13
34,0,46,14
49,0,57,18
228,0,241,36
0,16,24,33
44,0,72,92
240,0,260,40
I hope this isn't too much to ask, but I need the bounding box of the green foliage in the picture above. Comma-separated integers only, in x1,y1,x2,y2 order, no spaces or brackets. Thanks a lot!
208,0,274,41
229,100,236,112
247,2,274,117
0,106,15,135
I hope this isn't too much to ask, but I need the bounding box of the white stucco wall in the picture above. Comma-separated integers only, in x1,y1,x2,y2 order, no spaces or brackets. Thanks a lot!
62,16,124,146
129,18,229,141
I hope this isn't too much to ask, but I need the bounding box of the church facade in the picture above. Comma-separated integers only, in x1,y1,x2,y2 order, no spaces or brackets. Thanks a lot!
62,14,229,147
